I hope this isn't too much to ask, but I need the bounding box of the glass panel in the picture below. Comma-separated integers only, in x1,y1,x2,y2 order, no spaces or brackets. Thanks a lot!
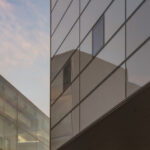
0,79,4,114
3,82,17,107
18,128,37,150
51,114,72,150
0,97,4,113
38,142,49,150
4,101,17,122
51,51,79,103
80,32,92,70
18,94,49,142
51,22,79,80
80,0,111,40
0,77,17,122
105,0,125,41
127,0,144,18
51,78,79,127
0,78,4,98
0,116,17,150
52,0,58,8
127,40,150,96
51,107,79,150
36,113,49,146
4,120,17,150
0,116,5,150
71,107,80,136
81,0,90,12
127,0,150,56
80,27,125,99
80,64,125,130
51,0,79,56
51,70,63,104
52,0,73,32
92,16,104,56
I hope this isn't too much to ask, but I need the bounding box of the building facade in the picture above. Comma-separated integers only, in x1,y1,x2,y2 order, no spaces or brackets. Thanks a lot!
0,75,49,150
50,0,150,149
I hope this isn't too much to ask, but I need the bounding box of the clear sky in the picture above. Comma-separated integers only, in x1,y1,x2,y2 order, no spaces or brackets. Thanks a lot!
0,0,50,116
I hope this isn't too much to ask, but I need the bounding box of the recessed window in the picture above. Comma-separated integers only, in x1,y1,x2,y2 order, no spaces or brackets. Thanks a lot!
63,60,71,90
92,16,104,56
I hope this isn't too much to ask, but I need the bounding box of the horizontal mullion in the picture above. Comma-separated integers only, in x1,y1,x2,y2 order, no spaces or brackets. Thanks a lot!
51,0,91,58
50,0,146,106
51,0,59,13
51,0,74,37
51,0,115,83
51,36,150,130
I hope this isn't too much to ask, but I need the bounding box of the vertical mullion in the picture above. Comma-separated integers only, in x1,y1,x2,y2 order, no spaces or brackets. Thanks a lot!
50,0,52,149
125,0,127,99
103,14,105,46
79,0,81,132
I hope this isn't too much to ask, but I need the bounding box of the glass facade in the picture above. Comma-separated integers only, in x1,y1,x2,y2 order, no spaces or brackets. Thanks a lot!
50,0,150,149
0,75,49,150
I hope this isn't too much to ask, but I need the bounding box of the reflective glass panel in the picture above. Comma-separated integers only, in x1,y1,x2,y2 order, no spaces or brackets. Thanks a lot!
51,22,79,80
51,0,79,56
105,0,125,41
127,0,150,56
80,64,125,130
51,107,79,150
127,0,144,18
80,0,111,40
127,40,150,96
80,27,125,99
52,0,73,32
51,78,79,127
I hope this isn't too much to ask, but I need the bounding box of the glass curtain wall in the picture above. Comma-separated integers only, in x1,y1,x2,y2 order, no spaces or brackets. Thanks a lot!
0,76,49,150
50,0,150,149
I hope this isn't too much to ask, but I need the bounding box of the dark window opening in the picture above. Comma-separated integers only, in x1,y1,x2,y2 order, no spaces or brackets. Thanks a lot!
92,15,104,56
63,60,71,90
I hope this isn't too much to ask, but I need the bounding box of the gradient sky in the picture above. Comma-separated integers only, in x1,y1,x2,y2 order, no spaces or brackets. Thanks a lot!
0,0,50,116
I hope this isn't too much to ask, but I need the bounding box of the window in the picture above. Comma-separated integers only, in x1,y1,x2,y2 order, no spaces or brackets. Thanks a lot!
63,60,71,90
92,16,104,56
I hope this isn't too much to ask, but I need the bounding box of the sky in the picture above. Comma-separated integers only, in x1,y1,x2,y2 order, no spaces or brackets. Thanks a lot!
0,0,50,116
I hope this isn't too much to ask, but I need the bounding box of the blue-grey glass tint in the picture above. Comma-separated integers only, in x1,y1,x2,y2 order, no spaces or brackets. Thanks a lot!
92,16,104,56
